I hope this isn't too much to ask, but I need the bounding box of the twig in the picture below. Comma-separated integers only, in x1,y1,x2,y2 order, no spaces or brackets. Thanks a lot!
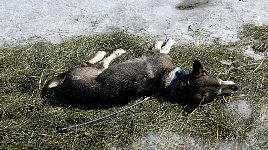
56,97,151,133
253,60,264,73
38,72,44,90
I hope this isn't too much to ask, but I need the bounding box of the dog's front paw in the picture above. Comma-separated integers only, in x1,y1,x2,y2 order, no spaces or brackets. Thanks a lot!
166,38,175,46
154,41,164,50
98,51,107,56
114,48,126,57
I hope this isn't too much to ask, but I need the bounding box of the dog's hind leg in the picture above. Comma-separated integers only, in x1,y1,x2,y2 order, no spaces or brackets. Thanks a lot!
101,49,126,69
82,51,107,66
42,73,66,97
160,38,175,54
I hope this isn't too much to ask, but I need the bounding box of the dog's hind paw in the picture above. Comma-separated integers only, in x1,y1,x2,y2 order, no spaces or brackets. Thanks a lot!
87,51,107,65
114,48,126,57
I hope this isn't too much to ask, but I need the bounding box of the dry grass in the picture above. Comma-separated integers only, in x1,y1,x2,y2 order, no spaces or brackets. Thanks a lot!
0,26,267,149
241,24,268,52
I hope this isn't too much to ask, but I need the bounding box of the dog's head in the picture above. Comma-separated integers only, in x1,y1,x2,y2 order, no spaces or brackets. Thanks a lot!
172,60,238,106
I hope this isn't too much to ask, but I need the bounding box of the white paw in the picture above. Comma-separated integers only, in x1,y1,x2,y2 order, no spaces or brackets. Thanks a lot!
114,48,126,56
166,38,175,46
98,51,107,56
160,38,176,54
154,41,164,50
88,51,107,64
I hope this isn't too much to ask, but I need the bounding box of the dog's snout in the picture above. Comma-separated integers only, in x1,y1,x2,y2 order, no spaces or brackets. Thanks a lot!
230,84,238,91
224,82,238,91
218,80,238,91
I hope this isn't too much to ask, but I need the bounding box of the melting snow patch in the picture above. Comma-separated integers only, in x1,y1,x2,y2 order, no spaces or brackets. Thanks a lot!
1,0,268,46
224,95,252,120
131,130,245,149
243,45,267,61
220,60,233,66
132,131,202,149
132,126,268,149
243,105,268,148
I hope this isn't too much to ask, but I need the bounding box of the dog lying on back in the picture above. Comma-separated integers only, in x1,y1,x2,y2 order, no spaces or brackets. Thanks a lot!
43,39,238,113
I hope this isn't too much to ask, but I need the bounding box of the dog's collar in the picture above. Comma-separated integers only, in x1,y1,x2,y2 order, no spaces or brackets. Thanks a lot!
168,68,186,92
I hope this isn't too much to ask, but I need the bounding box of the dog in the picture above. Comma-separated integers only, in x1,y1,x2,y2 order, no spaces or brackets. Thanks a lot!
43,39,238,113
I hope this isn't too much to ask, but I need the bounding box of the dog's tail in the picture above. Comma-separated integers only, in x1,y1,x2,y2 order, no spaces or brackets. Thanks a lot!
41,73,66,97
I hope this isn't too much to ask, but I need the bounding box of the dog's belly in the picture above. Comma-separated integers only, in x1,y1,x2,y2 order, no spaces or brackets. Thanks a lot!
60,53,175,103
96,61,168,99
62,64,162,102
68,67,102,80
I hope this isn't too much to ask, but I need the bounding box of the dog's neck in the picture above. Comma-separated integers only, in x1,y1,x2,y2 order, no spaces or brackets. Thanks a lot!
165,67,189,93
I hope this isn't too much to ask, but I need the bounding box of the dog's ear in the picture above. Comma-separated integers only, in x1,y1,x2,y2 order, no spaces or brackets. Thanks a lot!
192,60,204,77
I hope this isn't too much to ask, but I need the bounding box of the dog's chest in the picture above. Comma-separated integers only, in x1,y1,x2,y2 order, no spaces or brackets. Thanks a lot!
146,63,155,78
164,67,181,88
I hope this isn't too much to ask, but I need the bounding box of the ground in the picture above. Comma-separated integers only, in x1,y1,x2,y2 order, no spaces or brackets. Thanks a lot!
0,0,267,149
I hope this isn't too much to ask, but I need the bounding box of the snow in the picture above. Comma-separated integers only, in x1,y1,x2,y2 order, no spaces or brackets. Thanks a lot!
224,95,252,120
0,0,268,46
1,0,267,148
243,45,267,61
132,130,245,149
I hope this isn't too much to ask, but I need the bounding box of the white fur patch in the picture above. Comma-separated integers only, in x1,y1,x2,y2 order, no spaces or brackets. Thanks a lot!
160,38,175,54
219,80,236,86
47,80,60,88
154,41,163,50
218,88,222,94
101,49,126,68
88,51,107,64
146,63,155,78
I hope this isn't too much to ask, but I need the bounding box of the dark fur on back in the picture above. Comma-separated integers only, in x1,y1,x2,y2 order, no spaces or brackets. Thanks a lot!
46,52,175,108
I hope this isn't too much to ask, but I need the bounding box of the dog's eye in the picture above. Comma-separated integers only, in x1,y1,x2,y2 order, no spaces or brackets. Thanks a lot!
192,93,205,102
203,70,208,75
193,94,202,99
